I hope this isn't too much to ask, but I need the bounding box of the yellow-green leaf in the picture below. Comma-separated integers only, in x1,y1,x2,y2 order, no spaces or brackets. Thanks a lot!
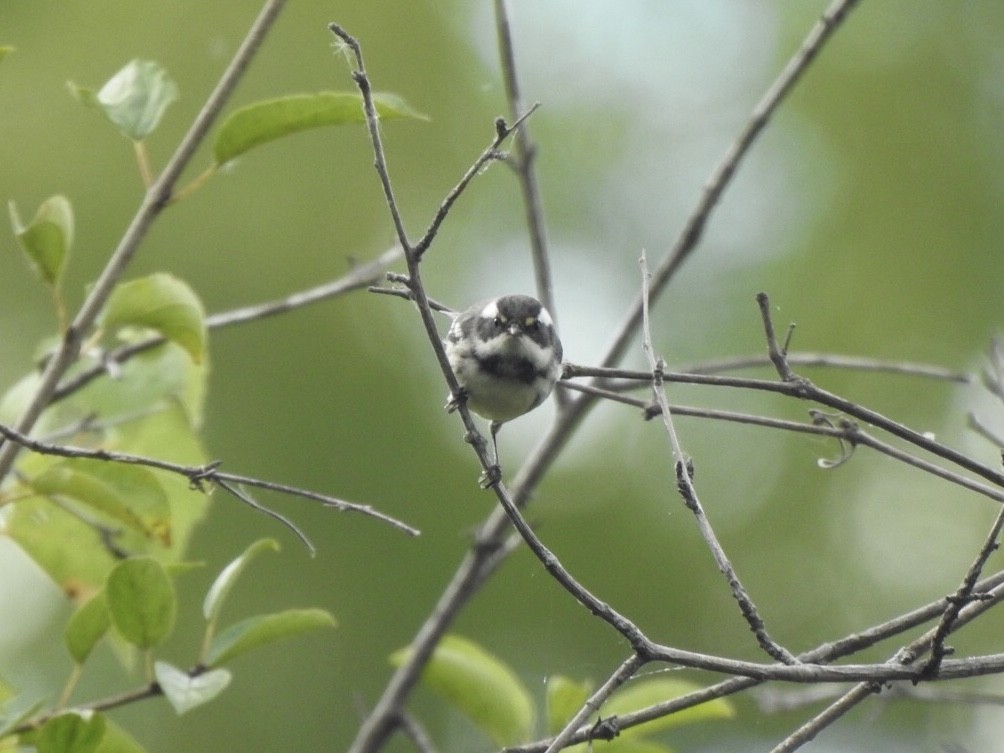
30,459,171,546
105,557,176,649
69,60,177,141
203,539,280,622
9,195,73,287
212,91,428,166
91,718,146,753
592,738,674,753
390,634,534,747
546,675,594,735
36,712,106,753
65,592,111,664
100,273,206,363
601,678,734,737
206,609,336,667
0,47,14,64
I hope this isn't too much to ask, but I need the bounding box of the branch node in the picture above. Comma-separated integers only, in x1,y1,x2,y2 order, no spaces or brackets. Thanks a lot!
588,716,620,742
494,116,509,139
187,459,222,492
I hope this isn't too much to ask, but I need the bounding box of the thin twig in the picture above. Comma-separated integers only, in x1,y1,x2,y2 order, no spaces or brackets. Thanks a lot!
215,479,316,555
639,253,797,664
492,0,558,332
51,246,404,402
544,655,644,753
921,504,1004,676
395,712,440,753
413,107,539,260
0,422,419,538
328,24,411,251
769,574,1004,752
560,381,1004,506
676,352,972,382
506,570,1004,753
751,295,1004,490
0,0,290,482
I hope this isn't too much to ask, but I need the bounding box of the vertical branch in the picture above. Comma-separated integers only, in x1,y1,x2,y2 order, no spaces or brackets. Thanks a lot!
640,253,797,664
0,0,289,483
492,0,558,332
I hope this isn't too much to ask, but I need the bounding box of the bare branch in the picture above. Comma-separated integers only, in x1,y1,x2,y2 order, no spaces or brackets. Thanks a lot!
921,504,1004,676
414,106,540,261
677,352,972,383
506,570,1004,753
51,246,404,403
640,253,796,664
544,655,644,753
0,422,420,539
769,566,1004,752
492,0,558,332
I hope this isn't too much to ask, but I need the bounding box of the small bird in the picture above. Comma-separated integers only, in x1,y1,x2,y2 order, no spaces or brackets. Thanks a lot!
444,294,563,482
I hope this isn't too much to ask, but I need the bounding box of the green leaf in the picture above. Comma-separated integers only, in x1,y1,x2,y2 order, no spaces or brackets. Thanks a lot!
203,539,280,621
99,273,206,363
72,338,208,430
0,47,14,64
154,662,231,715
595,739,674,753
65,592,111,664
6,405,209,600
37,712,106,753
30,459,171,546
390,634,535,747
206,609,336,667
105,557,176,649
92,718,147,753
546,675,594,735
69,60,177,140
601,679,734,737
9,195,74,287
212,91,428,166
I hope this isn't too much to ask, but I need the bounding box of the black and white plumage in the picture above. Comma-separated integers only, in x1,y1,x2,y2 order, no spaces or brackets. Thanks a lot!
444,294,562,476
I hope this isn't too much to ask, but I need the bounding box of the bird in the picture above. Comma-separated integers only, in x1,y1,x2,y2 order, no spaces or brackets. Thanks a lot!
443,294,562,484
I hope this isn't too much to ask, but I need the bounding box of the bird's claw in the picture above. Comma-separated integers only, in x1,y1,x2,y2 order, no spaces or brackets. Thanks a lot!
445,388,469,414
478,464,502,489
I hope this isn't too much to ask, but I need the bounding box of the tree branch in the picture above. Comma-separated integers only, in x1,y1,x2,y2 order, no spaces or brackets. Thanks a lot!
0,422,419,539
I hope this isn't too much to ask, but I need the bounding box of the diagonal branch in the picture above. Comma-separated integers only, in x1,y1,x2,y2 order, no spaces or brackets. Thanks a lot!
0,422,419,539
597,0,863,370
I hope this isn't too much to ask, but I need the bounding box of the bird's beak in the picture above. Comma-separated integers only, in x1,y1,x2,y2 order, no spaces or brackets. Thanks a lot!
507,323,522,337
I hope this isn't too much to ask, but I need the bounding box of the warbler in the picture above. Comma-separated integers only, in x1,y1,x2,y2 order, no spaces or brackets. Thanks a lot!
444,294,563,478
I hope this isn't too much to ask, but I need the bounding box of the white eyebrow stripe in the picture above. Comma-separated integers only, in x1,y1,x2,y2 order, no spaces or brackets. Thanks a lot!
480,300,500,319
537,307,553,326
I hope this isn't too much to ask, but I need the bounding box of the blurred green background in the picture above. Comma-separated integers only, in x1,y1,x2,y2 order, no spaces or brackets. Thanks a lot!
3,1,1004,751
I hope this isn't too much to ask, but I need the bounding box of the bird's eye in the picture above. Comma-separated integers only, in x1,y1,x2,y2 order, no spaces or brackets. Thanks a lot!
493,316,504,329
526,318,539,331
